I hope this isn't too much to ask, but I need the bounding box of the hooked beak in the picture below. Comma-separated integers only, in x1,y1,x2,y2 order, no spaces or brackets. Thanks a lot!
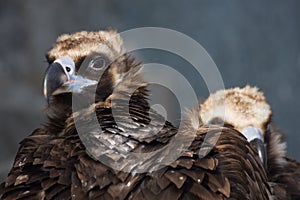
241,126,267,168
43,60,97,103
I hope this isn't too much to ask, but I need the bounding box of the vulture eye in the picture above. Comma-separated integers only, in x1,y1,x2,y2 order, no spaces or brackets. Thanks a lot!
89,56,106,71
208,117,224,125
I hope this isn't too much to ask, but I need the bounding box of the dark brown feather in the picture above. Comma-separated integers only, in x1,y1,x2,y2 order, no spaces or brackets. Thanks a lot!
0,30,282,200
265,124,300,199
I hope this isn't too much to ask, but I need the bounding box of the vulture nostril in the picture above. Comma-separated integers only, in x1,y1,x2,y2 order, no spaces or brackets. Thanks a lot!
66,66,71,72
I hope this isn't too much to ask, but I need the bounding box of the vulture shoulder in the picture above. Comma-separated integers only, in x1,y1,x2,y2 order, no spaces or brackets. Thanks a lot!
265,125,300,199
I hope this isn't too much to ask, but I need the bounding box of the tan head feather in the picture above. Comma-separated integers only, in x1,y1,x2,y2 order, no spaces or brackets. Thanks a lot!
200,85,272,135
47,30,125,65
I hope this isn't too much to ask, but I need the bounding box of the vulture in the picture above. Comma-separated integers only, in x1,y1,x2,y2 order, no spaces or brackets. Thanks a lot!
200,86,300,199
0,30,299,200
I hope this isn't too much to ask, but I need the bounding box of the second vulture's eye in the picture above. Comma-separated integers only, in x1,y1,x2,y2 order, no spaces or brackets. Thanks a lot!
89,56,106,71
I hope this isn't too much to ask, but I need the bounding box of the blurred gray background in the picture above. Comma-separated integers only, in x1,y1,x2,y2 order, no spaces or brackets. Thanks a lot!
1,0,300,181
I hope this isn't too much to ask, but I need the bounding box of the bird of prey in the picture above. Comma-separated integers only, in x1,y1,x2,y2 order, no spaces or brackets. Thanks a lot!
200,86,300,199
0,30,298,200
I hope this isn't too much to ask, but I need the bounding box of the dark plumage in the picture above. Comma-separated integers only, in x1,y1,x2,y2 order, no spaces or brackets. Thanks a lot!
265,125,300,199
0,30,298,200
200,86,300,199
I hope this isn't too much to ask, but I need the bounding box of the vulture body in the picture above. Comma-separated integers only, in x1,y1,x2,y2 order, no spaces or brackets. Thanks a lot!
200,86,300,199
0,30,299,200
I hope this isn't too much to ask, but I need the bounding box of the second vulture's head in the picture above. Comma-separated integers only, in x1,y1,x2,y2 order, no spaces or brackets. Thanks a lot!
199,86,272,166
43,31,140,122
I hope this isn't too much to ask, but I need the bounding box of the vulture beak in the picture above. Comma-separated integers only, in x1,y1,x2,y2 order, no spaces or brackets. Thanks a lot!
43,56,97,103
241,126,267,168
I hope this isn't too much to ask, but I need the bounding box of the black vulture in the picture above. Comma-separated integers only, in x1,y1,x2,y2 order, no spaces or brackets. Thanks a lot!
200,86,300,199
1,30,299,199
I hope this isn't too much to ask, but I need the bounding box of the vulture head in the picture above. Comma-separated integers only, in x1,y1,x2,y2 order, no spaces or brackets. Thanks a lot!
43,31,142,132
199,86,272,166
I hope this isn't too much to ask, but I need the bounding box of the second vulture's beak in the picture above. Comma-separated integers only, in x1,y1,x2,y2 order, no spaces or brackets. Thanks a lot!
241,126,267,168
43,56,97,103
